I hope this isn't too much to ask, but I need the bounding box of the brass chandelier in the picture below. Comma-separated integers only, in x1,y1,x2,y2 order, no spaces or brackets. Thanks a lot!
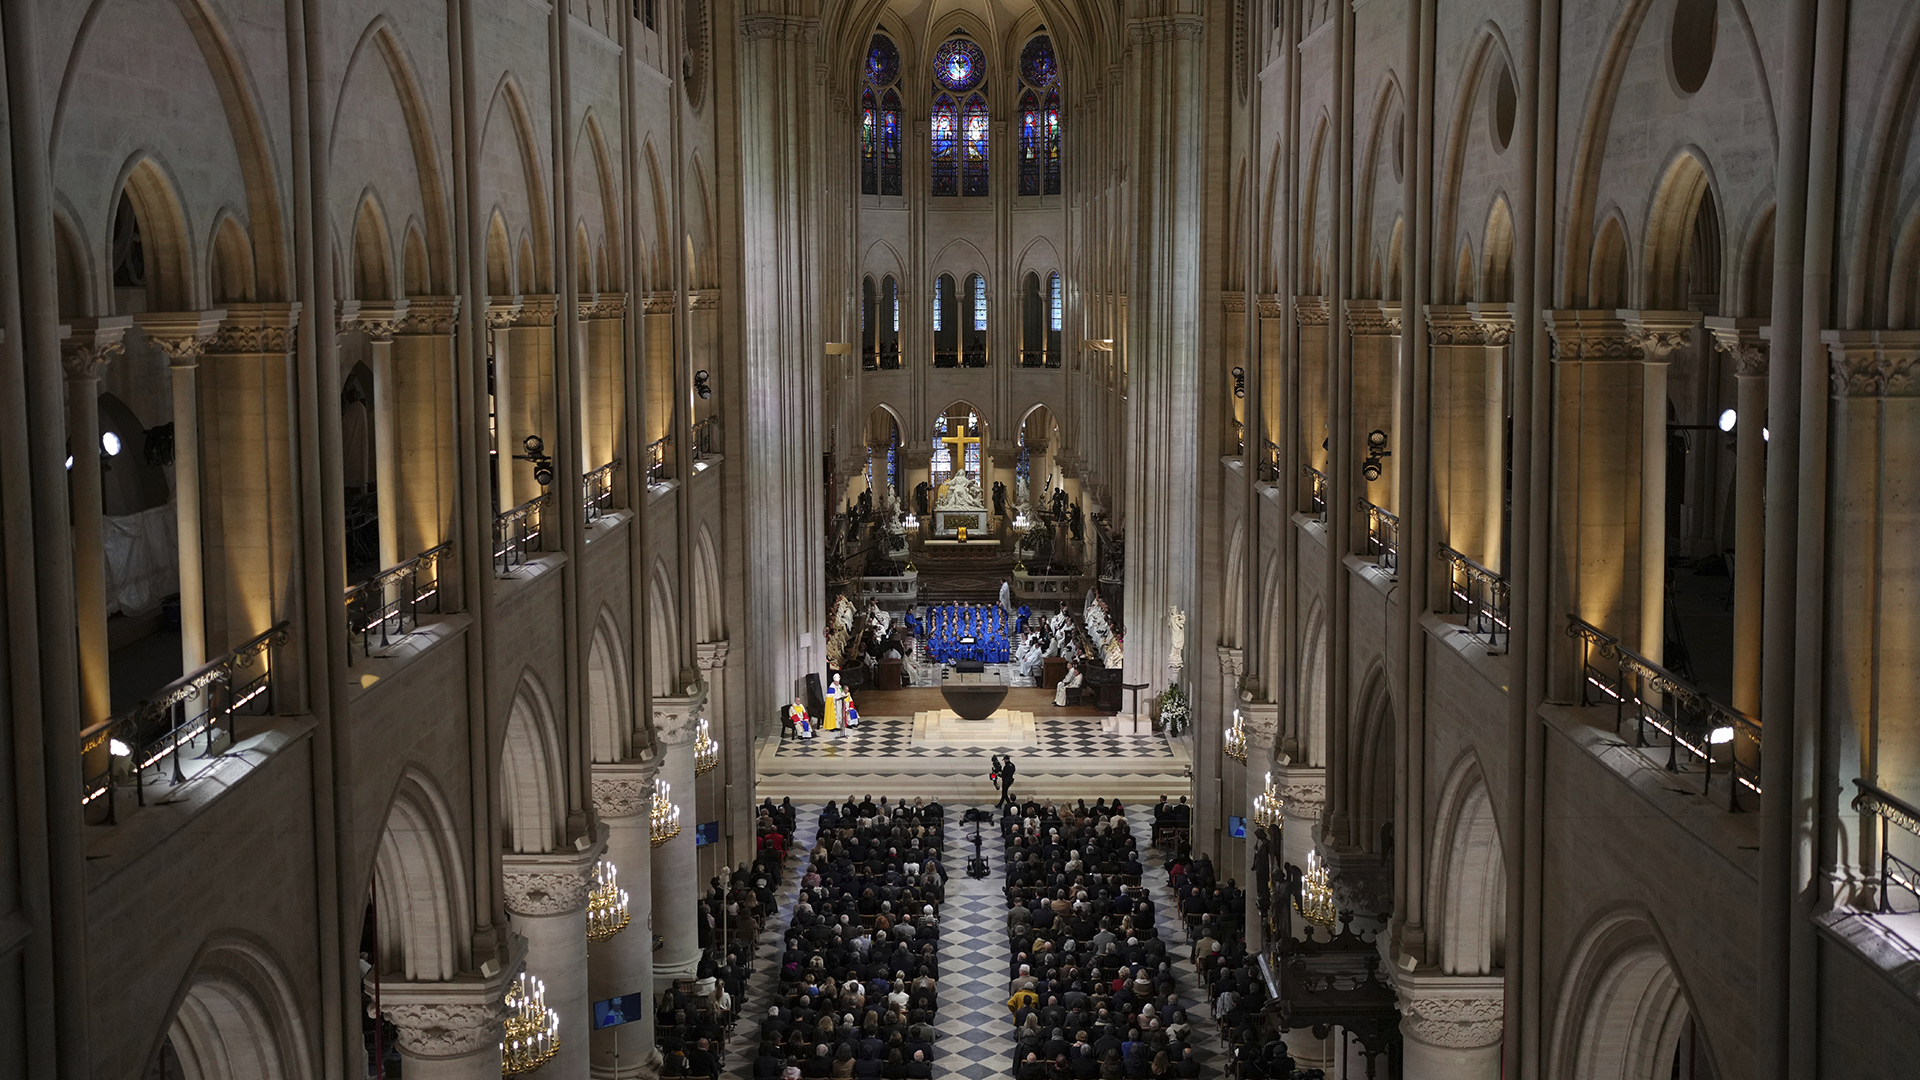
1253,770,1283,830
650,777,681,846
501,971,559,1074
693,717,718,776
1223,709,1248,763
586,859,630,941
1296,850,1336,928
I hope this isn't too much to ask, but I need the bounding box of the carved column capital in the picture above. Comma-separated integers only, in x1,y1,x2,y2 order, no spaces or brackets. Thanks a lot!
1823,329,1920,398
1392,973,1506,1050
1128,14,1204,42
688,290,720,311
1239,702,1279,750
1346,300,1402,337
382,1002,507,1058
592,760,661,818
695,640,731,670
1256,294,1285,319
485,299,524,330
206,303,302,355
1543,310,1637,361
1704,316,1769,377
1619,309,1700,361
514,295,558,327
1221,291,1246,315
61,317,132,380
136,310,228,366
396,296,461,335
1423,304,1485,346
351,300,408,343
641,291,677,315
502,844,602,917
653,690,709,747
1216,645,1244,678
1293,296,1329,327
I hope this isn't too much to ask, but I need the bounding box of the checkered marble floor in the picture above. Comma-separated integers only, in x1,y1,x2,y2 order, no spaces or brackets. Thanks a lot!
924,803,1225,1079
932,805,1017,1079
770,715,1174,760
718,805,821,1080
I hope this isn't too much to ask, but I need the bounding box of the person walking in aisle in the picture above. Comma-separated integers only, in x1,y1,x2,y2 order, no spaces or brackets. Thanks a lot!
997,754,1017,810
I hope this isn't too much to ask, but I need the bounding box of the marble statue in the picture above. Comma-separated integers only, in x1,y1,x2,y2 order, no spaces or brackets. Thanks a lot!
1167,606,1187,672
935,470,985,511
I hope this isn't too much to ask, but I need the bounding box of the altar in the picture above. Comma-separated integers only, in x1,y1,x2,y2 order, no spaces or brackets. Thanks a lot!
932,510,989,538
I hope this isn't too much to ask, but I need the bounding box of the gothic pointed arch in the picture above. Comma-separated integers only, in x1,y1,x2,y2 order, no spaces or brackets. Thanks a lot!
1548,911,1715,1080
159,936,316,1080
648,558,681,697
367,767,472,982
589,607,633,764
500,672,566,855
1427,753,1508,976
694,525,725,643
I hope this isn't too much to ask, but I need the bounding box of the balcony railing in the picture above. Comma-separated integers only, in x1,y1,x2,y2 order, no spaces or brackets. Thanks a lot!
933,350,959,369
691,416,719,462
495,494,550,575
1258,439,1281,482
1437,546,1509,652
80,621,289,822
1304,466,1327,517
1569,615,1763,812
1852,780,1920,914
584,460,621,523
1017,350,1062,369
1360,500,1399,575
346,543,452,664
646,435,670,485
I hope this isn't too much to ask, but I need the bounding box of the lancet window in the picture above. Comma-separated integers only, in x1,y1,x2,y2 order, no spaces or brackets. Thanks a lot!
862,35,903,196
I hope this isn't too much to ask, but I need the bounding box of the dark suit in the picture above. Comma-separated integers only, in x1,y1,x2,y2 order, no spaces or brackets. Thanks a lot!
998,759,1017,808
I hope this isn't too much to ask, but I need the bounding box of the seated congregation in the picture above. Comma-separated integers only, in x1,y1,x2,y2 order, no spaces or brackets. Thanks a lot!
656,797,800,1078
751,797,950,1080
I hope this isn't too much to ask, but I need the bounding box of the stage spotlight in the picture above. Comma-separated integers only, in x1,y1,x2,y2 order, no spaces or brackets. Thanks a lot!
1717,408,1736,433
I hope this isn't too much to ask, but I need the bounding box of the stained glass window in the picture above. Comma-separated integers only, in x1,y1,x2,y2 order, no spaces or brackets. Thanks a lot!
1019,90,1041,196
931,94,958,196
891,284,900,332
1020,35,1057,87
1049,272,1062,331
962,93,989,196
933,39,985,92
861,87,878,195
932,276,944,332
1044,88,1061,195
972,275,987,331
867,35,900,85
880,90,902,195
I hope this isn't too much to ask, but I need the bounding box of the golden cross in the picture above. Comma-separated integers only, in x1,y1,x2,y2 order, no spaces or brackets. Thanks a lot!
940,420,981,461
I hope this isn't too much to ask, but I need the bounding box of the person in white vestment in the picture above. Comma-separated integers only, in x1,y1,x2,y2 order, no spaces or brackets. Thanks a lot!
1054,661,1084,706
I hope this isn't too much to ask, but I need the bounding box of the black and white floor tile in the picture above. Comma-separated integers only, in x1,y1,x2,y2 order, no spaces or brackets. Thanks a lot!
770,716,1173,761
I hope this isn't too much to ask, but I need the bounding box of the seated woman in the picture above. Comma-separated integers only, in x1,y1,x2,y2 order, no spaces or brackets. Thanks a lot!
1054,661,1085,707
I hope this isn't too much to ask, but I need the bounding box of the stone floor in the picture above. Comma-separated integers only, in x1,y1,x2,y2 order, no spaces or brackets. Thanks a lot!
716,799,1222,1078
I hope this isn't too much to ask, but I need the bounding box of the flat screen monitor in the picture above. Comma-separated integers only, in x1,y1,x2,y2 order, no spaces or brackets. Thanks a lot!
1226,815,1247,839
695,820,720,847
593,994,645,1029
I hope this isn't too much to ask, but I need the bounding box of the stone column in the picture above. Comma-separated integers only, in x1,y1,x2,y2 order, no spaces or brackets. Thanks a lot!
508,297,559,502
351,302,407,572
505,838,604,1080
697,640,746,877
487,300,525,511
377,967,516,1080
1823,331,1920,893
62,318,131,727
1621,311,1699,664
1392,973,1504,1080
590,762,661,1077
1425,306,1512,572
580,295,628,472
1295,299,1331,482
650,691,706,981
1237,698,1277,943
198,305,303,662
1347,301,1403,513
390,298,464,560
136,311,227,668
1542,312,1655,688
1706,318,1768,716
1120,9,1204,693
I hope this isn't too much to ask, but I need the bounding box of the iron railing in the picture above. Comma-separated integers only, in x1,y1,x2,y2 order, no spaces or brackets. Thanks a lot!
346,543,452,664
1852,780,1920,914
645,436,670,485
1304,466,1327,518
1437,545,1509,652
691,416,719,462
495,494,550,574
1360,500,1399,575
584,460,621,523
80,621,289,822
1569,615,1763,811
961,348,988,368
1258,439,1281,482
